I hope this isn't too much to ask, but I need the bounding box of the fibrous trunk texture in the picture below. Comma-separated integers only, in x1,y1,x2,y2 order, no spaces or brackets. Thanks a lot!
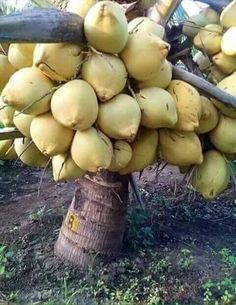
55,171,130,268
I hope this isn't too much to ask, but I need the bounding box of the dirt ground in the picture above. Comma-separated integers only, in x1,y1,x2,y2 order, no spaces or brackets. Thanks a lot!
0,162,236,305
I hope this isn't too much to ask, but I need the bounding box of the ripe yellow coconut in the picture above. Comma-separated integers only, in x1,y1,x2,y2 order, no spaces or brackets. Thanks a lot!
213,74,236,118
138,60,172,89
66,0,97,18
81,52,127,102
183,15,208,39
0,139,16,160
193,51,211,73
192,150,230,199
200,7,220,24
212,52,236,75
0,54,16,92
30,112,74,156
8,43,35,69
167,80,202,131
220,0,236,28
159,129,203,166
71,127,113,172
221,27,236,56
51,79,98,130
109,140,132,172
207,65,227,84
97,93,141,141
33,43,83,82
120,31,170,81
120,128,158,174
84,1,128,54
52,153,85,182
136,87,177,129
0,99,14,127
14,137,49,167
209,115,236,153
196,96,219,134
193,24,223,55
2,67,54,115
128,17,165,39
13,111,34,138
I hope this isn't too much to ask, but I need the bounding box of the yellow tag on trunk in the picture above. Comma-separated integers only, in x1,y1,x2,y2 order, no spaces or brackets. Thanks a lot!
65,211,80,233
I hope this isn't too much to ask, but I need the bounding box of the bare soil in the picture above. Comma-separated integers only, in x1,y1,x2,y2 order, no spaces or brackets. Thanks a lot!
0,162,236,304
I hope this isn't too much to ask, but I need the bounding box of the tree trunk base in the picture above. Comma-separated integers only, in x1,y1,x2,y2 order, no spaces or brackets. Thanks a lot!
54,171,130,268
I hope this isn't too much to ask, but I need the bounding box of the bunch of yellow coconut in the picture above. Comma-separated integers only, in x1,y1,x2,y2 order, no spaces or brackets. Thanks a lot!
0,0,234,200
184,0,236,84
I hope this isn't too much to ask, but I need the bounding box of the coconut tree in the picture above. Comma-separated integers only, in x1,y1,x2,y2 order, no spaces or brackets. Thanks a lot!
0,0,236,269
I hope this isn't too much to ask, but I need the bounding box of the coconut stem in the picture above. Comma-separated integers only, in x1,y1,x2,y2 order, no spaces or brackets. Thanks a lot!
38,158,51,197
130,174,145,209
0,9,84,43
172,66,236,109
14,139,33,166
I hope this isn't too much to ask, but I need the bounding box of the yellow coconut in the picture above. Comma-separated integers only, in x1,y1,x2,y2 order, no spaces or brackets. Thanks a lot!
1,67,54,115
0,54,16,92
13,111,34,138
97,93,141,141
51,79,98,130
30,112,74,156
33,43,83,82
71,127,113,172
109,140,132,172
120,31,170,81
213,74,236,118
192,150,230,199
167,80,202,131
128,17,165,38
212,52,236,75
183,15,209,39
196,96,219,134
136,87,177,129
66,0,97,18
120,128,158,174
221,27,236,57
193,51,211,73
207,65,227,85
14,137,49,167
193,24,223,55
200,7,220,24
220,0,236,28
159,129,203,166
138,60,172,89
209,115,236,153
8,43,35,69
52,153,85,182
81,52,127,102
0,99,15,127
84,1,128,54
0,139,16,160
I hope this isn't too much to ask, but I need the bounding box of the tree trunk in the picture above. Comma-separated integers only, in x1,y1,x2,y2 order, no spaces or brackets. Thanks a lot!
54,171,130,268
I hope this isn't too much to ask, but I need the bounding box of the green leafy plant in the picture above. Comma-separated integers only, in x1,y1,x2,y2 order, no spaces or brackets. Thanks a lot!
125,206,155,251
0,244,14,278
178,249,193,270
220,248,236,269
203,277,236,305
